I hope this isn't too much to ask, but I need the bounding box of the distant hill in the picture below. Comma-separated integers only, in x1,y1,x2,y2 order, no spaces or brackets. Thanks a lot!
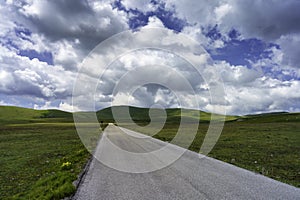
0,105,299,125
0,106,73,125
96,106,238,123
242,112,300,123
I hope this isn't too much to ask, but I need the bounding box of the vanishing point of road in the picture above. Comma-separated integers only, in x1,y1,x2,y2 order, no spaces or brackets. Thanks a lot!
73,123,300,200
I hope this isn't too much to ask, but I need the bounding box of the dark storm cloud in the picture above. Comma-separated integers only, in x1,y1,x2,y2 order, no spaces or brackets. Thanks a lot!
278,34,300,68
165,0,300,68
221,0,300,69
144,84,168,95
17,0,128,52
223,0,300,40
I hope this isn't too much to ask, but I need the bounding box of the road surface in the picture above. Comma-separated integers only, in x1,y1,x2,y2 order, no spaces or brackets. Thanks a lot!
73,123,300,200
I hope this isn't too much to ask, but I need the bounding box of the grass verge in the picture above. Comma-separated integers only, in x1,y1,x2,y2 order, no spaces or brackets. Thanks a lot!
0,123,91,199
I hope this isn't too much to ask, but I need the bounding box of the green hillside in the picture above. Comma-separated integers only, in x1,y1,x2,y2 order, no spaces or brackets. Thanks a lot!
96,106,239,123
241,112,300,123
0,106,73,125
0,105,299,125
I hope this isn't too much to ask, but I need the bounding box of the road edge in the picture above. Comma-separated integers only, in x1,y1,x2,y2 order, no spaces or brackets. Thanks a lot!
65,154,93,200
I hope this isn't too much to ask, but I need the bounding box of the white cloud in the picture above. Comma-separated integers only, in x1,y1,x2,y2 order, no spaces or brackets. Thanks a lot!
0,43,76,100
146,16,165,28
52,40,79,71
33,100,80,112
34,101,53,110
164,0,300,69
164,0,220,25
73,25,300,114
121,0,157,13
0,4,16,37
165,0,300,40
0,0,131,111
201,59,300,114
10,0,129,54
214,3,232,23
73,27,226,112
59,101,80,112
1,0,300,115
0,70,14,93
220,0,300,40
216,61,262,85
221,75,300,115
277,34,300,68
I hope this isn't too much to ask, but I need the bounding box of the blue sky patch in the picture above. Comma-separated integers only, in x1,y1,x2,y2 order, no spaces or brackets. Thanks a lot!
204,25,222,41
210,38,277,67
0,37,19,51
14,27,32,37
262,65,300,81
18,49,54,65
228,29,240,39
112,0,186,32
204,26,278,67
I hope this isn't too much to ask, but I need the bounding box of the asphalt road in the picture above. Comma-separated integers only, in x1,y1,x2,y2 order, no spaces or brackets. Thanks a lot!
73,123,300,200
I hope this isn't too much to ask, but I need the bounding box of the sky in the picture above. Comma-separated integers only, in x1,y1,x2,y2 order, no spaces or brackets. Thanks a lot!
0,0,300,115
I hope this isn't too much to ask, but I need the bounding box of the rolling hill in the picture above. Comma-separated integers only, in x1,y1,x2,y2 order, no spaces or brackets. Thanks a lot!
0,105,300,125
242,112,300,123
0,106,73,125
96,106,239,123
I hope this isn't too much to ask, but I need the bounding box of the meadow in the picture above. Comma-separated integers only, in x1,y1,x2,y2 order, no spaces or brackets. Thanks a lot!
0,123,91,199
0,106,94,199
0,105,299,199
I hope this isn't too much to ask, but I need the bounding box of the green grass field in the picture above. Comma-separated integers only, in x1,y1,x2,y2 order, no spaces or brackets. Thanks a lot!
0,106,73,125
0,105,299,199
0,106,92,199
0,123,92,199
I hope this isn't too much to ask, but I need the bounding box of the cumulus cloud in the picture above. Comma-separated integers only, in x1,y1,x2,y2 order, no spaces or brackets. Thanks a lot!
146,16,165,28
165,0,300,40
220,0,300,40
224,77,300,114
17,0,128,52
121,0,157,13
216,61,262,85
0,0,130,111
0,43,76,102
0,3,16,37
1,0,129,73
33,100,80,112
73,26,225,112
164,0,300,69
277,34,300,68
0,0,299,115
164,0,220,25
